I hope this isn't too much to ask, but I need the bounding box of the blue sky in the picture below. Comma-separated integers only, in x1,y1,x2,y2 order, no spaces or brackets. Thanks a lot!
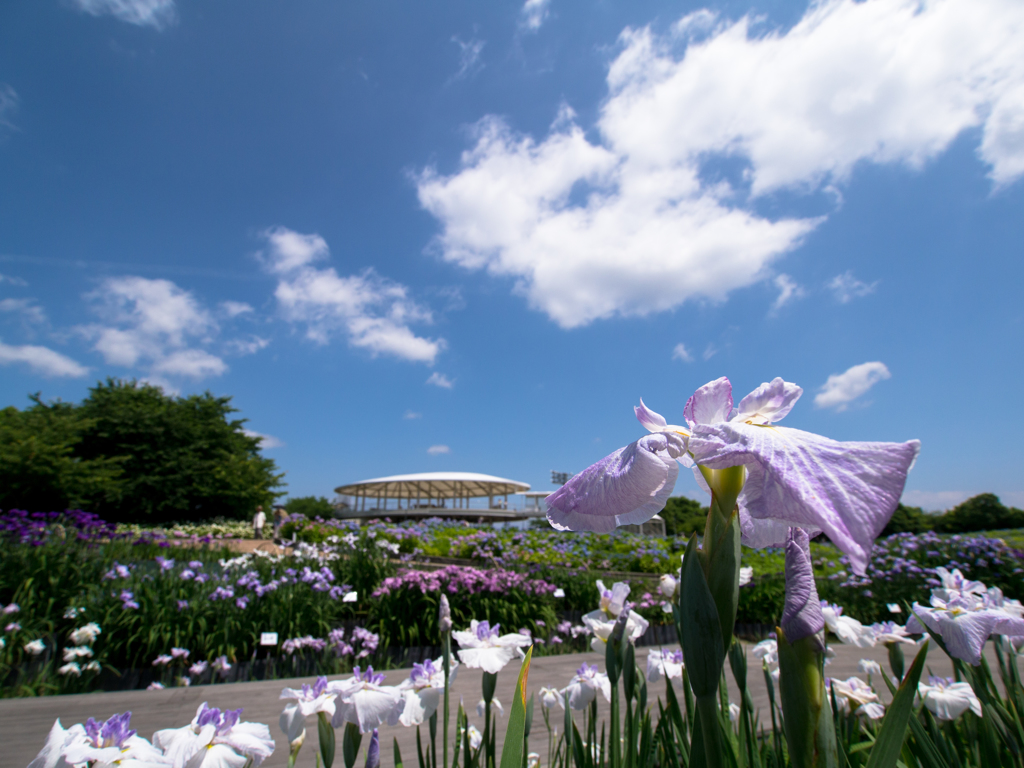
1,0,1022,510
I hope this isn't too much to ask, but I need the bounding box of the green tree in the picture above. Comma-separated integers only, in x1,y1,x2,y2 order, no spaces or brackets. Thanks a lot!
0,398,123,512
933,493,1024,533
1,379,284,523
660,495,709,536
880,503,933,537
284,495,335,519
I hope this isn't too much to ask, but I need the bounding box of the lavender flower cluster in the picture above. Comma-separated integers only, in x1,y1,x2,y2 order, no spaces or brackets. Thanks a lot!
282,626,380,658
817,531,1024,606
0,509,207,547
373,565,557,598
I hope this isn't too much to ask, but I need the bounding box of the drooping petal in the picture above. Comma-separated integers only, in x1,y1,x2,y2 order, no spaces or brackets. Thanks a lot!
154,724,214,768
780,528,825,645
213,721,275,767
563,680,596,711
734,378,803,424
546,433,685,532
456,646,517,674
399,688,441,727
683,377,734,427
192,743,249,768
27,720,75,768
279,704,306,747
688,422,920,574
635,399,667,432
332,686,406,733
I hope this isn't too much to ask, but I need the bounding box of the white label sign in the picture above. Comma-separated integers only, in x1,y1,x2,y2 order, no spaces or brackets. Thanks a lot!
260,632,279,646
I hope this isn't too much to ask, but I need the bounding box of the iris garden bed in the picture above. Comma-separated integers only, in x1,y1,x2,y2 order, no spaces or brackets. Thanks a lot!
3,508,1023,697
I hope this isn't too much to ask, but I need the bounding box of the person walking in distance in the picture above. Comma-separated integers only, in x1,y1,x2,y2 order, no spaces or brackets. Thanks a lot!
273,506,287,542
253,505,266,539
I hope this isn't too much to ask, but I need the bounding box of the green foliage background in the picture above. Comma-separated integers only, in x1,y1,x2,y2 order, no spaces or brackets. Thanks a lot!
0,379,284,523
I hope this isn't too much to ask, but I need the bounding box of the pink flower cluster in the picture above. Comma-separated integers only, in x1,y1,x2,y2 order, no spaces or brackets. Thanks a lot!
372,565,557,598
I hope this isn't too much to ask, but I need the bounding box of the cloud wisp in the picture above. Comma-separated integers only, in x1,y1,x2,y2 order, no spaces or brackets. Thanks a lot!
828,271,878,303
814,361,891,411
671,343,693,363
520,0,551,31
261,226,445,365
419,0,1024,328
69,0,177,29
0,339,88,378
0,84,19,136
427,444,451,455
450,37,485,82
426,372,454,389
770,274,805,313
243,429,285,449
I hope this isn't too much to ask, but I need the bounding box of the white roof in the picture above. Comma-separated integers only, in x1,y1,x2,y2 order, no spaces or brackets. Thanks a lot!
335,471,530,498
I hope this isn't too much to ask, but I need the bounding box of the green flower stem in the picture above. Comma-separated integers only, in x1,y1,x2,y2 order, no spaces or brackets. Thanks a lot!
777,628,838,768
443,632,451,768
695,695,725,768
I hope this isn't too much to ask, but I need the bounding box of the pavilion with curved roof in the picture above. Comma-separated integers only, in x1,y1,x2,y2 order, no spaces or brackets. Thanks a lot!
333,471,540,522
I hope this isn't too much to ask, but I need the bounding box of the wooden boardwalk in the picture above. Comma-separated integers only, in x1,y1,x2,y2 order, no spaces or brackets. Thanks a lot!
2,643,968,768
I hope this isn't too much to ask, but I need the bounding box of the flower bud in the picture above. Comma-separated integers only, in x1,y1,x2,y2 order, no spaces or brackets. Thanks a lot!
439,594,452,633
364,729,380,768
780,528,825,649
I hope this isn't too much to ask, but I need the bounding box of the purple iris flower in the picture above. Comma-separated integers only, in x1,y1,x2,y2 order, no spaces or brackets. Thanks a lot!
475,621,500,642
83,712,136,748
352,666,387,685
907,596,1024,665
780,528,825,647
546,376,919,575
195,703,243,735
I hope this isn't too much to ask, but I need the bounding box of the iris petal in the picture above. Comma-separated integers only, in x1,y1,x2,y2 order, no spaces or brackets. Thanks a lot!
635,399,668,432
735,378,803,424
546,433,685,532
688,422,920,574
683,376,734,427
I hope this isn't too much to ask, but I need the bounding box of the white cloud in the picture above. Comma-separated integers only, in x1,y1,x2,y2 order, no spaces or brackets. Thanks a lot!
450,37,485,82
426,372,454,389
243,429,285,449
427,444,451,455
81,276,228,381
671,343,693,362
419,0,1024,328
828,271,878,303
702,343,717,361
220,300,254,318
520,0,551,31
225,335,270,356
404,410,422,419
262,226,444,365
0,273,28,287
0,84,19,133
814,361,891,410
70,0,176,30
0,298,47,326
0,340,88,378
770,274,805,312
151,349,227,378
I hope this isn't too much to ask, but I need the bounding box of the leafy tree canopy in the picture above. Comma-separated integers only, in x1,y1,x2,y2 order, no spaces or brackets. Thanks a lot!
284,495,336,519
0,379,284,523
660,495,709,536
